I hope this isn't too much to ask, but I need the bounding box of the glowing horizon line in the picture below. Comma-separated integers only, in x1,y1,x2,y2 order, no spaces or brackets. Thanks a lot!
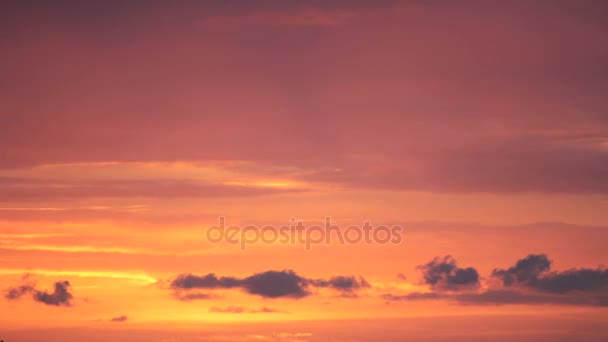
0,268,158,283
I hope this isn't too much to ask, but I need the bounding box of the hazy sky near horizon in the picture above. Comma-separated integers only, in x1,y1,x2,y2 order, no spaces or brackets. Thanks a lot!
1,1,607,341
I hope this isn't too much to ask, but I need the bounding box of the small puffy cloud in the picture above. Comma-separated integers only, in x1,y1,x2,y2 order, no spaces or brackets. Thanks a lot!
311,275,370,291
417,256,480,291
33,281,73,306
491,254,551,287
241,270,310,298
110,315,128,322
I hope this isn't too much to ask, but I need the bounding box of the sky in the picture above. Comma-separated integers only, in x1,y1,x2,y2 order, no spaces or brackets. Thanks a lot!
1,1,607,341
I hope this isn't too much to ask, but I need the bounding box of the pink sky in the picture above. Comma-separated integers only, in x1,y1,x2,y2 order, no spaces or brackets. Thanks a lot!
1,1,607,341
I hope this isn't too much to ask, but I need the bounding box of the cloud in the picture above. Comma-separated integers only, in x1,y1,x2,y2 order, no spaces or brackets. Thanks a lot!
0,269,157,284
309,275,370,297
454,290,608,307
170,273,241,290
5,283,35,300
172,291,221,301
209,306,283,314
492,254,608,294
534,268,608,294
417,256,480,291
298,136,608,194
382,292,440,302
2,1,608,194
4,274,35,300
170,270,309,299
241,270,310,299
110,315,128,322
4,276,74,306
385,290,607,307
33,281,73,306
1,0,400,31
0,177,302,202
383,254,608,307
169,270,369,299
311,275,370,291
491,254,551,287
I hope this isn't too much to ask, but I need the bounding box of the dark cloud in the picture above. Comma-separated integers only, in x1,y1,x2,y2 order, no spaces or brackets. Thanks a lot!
4,276,73,306
310,276,370,298
311,276,370,291
170,270,308,298
492,254,551,287
169,270,308,299
170,270,369,299
5,284,35,300
417,256,480,291
5,274,36,300
383,254,608,307
33,281,73,306
241,270,310,299
534,268,608,294
492,254,608,294
110,315,128,322
170,273,241,290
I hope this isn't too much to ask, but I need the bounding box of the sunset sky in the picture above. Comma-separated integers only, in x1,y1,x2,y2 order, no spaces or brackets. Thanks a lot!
1,1,607,341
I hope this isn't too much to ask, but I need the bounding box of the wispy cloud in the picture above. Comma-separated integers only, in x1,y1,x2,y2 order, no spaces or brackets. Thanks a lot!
0,269,157,284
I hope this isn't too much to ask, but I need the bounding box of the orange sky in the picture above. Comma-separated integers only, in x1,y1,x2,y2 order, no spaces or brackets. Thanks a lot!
1,1,607,341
